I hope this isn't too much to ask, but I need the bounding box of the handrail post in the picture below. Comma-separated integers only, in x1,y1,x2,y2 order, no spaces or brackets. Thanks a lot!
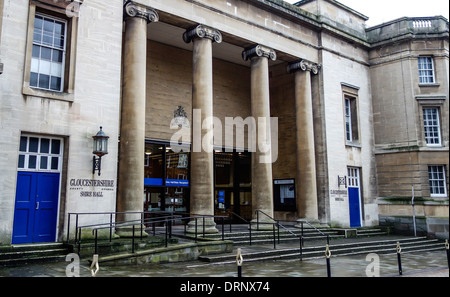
74,214,79,244
273,223,276,249
203,216,205,238
67,214,71,243
94,229,98,255
222,217,225,241
277,221,280,244
140,213,144,240
248,222,252,245
109,213,113,242
195,218,198,243
132,225,135,253
77,227,81,256
165,220,168,247
257,211,259,231
299,237,303,261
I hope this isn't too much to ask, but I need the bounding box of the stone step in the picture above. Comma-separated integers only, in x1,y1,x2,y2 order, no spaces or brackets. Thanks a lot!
196,237,443,265
0,243,73,266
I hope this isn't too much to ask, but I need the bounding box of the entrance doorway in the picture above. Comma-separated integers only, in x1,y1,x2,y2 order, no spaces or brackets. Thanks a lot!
144,141,190,214
348,167,362,228
12,135,63,244
214,151,252,221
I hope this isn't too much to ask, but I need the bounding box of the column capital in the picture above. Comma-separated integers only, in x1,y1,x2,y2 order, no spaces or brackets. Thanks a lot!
242,45,277,61
287,60,321,75
124,1,159,23
183,24,223,44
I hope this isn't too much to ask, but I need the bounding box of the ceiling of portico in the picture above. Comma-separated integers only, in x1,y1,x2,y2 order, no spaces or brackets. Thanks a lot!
147,21,286,67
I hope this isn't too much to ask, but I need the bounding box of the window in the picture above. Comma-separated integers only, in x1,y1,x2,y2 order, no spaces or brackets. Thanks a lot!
428,166,447,197
418,57,435,84
344,96,359,144
30,14,66,92
18,135,63,172
423,108,441,146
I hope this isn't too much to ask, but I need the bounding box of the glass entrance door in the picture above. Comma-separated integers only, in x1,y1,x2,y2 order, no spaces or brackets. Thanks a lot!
144,142,190,214
214,151,251,222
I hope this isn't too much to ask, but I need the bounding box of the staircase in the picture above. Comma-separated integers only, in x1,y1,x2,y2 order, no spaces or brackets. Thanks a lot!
197,236,444,265
199,224,345,245
0,243,73,266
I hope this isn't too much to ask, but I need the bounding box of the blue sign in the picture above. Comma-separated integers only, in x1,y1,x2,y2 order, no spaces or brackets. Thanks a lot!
144,178,163,186
166,179,189,187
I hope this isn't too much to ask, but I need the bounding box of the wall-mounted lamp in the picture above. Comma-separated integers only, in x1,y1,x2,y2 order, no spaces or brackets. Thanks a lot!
92,126,109,176
338,175,347,188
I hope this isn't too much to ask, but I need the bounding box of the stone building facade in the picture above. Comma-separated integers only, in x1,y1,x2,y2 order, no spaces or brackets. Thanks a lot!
0,0,447,244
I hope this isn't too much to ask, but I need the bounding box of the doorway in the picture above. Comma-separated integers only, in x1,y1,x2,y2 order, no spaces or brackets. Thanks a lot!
214,151,251,222
348,167,362,228
12,135,63,244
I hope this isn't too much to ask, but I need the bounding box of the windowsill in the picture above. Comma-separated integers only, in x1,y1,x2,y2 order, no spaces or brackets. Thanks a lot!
23,85,74,102
419,83,440,88
345,142,361,148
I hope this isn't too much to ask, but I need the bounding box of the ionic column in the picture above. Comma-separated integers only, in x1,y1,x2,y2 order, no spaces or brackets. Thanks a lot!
117,2,158,233
287,60,321,221
242,45,276,230
183,25,222,234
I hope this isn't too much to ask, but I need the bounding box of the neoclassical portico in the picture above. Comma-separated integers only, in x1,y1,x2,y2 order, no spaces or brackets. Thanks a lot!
117,1,322,233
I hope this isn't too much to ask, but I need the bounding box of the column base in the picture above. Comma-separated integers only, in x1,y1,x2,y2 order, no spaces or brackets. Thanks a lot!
251,218,276,231
186,218,219,235
115,225,148,238
294,218,326,229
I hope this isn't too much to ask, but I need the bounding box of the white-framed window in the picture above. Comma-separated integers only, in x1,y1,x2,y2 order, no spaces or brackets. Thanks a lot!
347,167,360,188
345,98,352,142
18,135,63,172
418,56,435,84
30,14,67,92
344,96,359,144
423,108,441,146
428,165,447,197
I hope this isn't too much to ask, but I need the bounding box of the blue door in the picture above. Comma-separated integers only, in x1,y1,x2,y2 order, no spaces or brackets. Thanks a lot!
12,172,60,244
348,187,361,228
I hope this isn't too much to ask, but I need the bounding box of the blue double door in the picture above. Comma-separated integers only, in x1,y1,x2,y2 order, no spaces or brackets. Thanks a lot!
12,172,60,244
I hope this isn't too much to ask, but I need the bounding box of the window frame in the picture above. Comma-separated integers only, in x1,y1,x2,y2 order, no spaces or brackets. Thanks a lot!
22,3,78,102
428,165,447,198
18,134,64,173
30,13,68,92
343,94,360,146
418,56,436,84
422,107,442,146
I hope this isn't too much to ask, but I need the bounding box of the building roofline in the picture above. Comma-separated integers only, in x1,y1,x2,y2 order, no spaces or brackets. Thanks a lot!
294,0,369,21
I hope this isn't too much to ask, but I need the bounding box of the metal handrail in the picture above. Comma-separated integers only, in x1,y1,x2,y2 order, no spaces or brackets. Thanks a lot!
72,212,229,256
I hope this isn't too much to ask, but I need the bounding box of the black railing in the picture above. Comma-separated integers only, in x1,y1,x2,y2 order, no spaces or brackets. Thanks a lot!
254,210,331,260
67,211,230,256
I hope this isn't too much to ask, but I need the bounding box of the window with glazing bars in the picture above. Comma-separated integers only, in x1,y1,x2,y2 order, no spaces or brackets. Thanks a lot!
423,108,441,146
428,165,447,197
418,57,435,84
30,14,66,92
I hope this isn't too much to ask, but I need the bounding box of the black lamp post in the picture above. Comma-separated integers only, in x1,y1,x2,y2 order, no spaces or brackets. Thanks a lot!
92,126,109,176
